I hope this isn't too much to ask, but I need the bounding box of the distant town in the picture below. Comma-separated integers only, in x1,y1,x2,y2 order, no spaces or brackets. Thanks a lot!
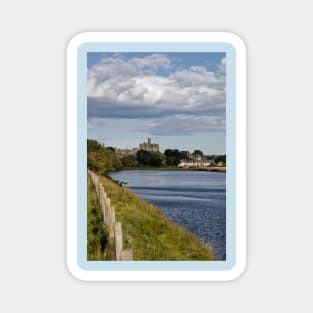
90,137,226,170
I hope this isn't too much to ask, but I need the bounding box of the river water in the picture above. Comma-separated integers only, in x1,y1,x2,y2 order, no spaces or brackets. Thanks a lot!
109,170,226,260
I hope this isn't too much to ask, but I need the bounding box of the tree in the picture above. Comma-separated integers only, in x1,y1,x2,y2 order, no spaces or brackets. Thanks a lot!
214,155,226,163
105,146,115,153
136,150,151,166
87,139,122,172
192,150,203,156
150,152,166,167
164,149,181,166
179,151,189,160
121,155,137,167
165,156,180,166
164,149,179,158
136,150,165,167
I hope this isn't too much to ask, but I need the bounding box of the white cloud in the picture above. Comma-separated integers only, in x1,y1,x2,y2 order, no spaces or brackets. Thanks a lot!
131,54,170,70
87,54,226,134
169,66,224,88
218,57,226,75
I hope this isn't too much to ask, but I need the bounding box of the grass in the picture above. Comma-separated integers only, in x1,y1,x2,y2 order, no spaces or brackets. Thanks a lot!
98,175,215,260
190,166,226,173
87,175,114,260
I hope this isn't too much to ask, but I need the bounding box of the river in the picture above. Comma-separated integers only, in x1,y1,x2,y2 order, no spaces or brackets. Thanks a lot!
109,170,226,260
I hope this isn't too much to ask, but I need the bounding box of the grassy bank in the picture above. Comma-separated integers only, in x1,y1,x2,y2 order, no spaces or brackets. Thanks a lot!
87,175,115,260
98,175,214,260
193,166,226,173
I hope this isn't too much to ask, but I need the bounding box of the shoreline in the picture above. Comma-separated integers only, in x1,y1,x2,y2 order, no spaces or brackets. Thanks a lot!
104,169,225,259
113,166,226,173
95,173,216,260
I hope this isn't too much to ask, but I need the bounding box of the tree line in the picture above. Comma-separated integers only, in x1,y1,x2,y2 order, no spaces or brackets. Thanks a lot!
88,139,226,172
118,148,225,168
87,139,122,173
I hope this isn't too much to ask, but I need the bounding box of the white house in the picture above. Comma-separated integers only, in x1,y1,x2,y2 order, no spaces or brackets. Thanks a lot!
178,159,214,168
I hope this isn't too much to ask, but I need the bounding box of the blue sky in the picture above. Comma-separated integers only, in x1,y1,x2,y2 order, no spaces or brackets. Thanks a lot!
87,52,226,154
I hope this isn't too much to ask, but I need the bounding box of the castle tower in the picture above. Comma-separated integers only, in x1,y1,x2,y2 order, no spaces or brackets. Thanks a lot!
139,137,159,152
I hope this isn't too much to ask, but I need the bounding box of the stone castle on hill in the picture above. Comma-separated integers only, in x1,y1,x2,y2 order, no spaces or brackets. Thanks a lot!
114,137,159,158
139,137,159,152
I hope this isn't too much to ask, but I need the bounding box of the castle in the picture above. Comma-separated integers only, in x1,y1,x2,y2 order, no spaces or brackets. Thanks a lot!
139,137,159,152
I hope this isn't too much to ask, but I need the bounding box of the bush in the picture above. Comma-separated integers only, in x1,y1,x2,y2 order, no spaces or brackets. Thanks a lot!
87,139,122,172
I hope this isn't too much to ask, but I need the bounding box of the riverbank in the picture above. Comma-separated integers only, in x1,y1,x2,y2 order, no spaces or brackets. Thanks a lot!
96,173,215,260
121,166,226,173
87,174,114,260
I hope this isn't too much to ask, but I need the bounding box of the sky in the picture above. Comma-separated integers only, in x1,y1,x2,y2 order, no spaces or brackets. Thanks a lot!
87,52,226,154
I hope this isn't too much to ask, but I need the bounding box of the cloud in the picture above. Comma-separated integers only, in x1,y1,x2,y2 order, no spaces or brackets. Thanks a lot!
169,66,224,88
87,54,226,135
131,54,171,70
133,114,225,136
218,57,226,75
87,117,110,129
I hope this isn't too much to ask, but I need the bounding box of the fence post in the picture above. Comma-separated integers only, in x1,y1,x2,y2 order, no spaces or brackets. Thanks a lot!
88,170,132,260
120,249,133,260
114,222,123,260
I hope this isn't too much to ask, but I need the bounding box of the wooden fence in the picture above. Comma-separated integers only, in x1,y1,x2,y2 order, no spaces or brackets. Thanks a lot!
88,170,133,260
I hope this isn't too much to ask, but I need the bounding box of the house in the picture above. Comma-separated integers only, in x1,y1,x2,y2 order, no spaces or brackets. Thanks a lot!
178,158,214,168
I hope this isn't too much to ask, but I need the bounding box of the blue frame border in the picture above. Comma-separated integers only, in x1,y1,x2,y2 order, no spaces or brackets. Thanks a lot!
77,42,236,271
